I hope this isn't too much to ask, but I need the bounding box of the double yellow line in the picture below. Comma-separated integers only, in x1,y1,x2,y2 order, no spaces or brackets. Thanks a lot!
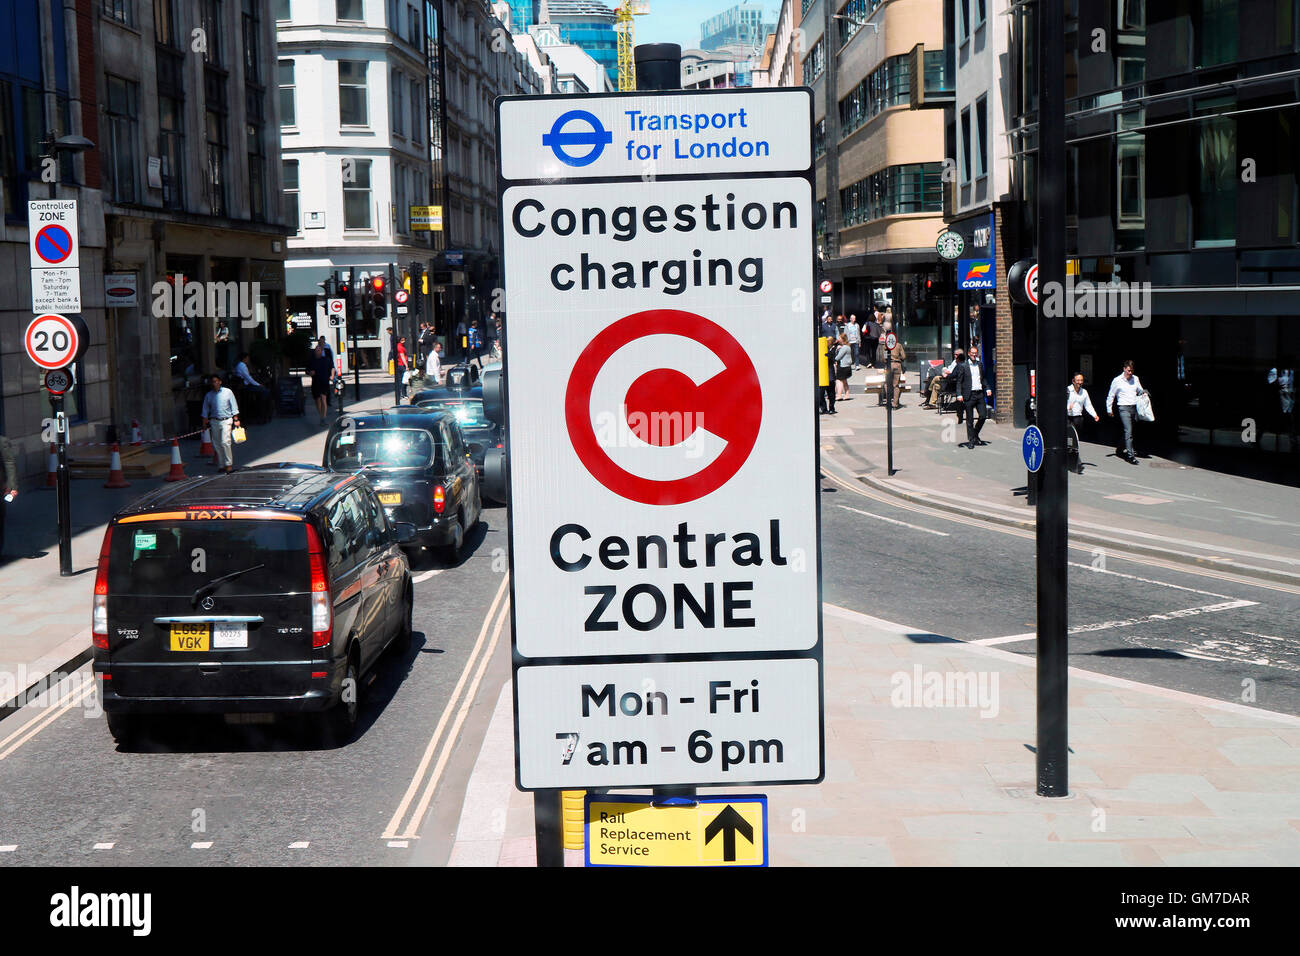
0,677,96,761
382,573,511,841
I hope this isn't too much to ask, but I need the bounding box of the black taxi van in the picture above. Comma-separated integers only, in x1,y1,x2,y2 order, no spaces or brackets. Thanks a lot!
92,467,414,746
323,408,482,559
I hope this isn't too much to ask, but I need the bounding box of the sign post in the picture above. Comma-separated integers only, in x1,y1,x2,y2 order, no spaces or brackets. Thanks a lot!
498,89,824,866
27,314,82,576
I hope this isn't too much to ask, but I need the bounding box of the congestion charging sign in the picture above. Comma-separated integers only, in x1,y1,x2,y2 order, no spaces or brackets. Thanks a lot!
498,89,823,791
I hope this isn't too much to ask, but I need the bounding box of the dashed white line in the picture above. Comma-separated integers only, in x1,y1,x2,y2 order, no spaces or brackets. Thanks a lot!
288,841,309,849
0,846,16,852
191,841,213,849
412,569,444,583
93,842,115,850
973,633,1036,646
975,599,1258,644
1068,561,1234,599
387,840,410,848
837,504,950,536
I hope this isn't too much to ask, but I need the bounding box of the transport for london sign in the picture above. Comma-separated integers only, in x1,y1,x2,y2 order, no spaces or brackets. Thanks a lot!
499,89,824,790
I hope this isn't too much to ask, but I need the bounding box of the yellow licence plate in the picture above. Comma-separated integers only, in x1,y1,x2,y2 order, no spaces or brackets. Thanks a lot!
377,491,402,505
170,623,210,651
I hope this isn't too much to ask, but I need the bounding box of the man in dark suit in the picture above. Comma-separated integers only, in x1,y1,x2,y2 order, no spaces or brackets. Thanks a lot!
952,345,993,448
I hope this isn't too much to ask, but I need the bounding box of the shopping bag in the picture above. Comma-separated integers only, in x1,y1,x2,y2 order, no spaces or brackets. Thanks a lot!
232,425,248,444
1136,393,1154,422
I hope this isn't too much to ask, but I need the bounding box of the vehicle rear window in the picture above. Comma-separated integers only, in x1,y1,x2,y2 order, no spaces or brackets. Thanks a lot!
327,428,439,469
108,519,309,595
417,400,491,429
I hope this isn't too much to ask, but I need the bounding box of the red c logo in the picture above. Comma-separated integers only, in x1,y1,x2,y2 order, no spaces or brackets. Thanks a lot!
565,309,762,505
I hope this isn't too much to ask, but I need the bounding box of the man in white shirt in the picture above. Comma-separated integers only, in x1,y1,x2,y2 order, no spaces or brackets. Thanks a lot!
1105,360,1146,464
425,342,444,385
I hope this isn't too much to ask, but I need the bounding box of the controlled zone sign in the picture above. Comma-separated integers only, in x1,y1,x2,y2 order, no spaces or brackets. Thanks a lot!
500,89,823,791
585,794,768,867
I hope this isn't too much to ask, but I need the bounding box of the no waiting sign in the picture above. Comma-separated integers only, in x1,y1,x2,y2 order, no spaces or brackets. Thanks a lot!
499,89,823,791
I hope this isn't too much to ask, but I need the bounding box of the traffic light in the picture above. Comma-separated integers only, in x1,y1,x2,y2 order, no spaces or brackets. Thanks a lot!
367,275,387,320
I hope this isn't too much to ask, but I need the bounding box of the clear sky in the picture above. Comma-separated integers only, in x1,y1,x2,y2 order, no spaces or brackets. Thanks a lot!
632,0,777,49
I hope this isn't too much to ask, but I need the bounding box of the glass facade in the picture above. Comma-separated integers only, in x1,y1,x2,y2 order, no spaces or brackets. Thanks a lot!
840,163,944,228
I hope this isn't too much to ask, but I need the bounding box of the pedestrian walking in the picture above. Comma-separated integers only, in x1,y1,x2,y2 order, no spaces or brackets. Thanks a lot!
1067,373,1100,474
394,335,411,404
201,373,241,473
467,321,484,370
953,345,992,447
834,333,854,401
1105,359,1147,464
863,309,882,370
819,332,837,415
0,431,16,561
426,341,444,385
844,314,861,369
309,337,335,425
885,327,908,410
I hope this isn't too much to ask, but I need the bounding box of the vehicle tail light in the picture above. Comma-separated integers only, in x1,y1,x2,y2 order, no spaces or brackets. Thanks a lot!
306,523,332,648
432,484,446,514
92,526,113,649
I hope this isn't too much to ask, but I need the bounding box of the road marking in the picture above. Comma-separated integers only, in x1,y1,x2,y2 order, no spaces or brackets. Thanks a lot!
0,846,15,852
93,842,115,850
382,574,510,841
191,841,213,849
974,633,1036,646
1104,493,1172,505
413,569,444,583
388,840,410,848
1068,561,1233,600
289,841,309,849
398,596,510,839
837,504,950,536
1069,599,1256,634
0,679,94,761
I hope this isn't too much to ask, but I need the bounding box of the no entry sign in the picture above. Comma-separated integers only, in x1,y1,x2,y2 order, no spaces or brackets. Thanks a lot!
500,89,823,791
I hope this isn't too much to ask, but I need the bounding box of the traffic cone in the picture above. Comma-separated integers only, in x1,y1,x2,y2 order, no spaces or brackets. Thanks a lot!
103,443,131,488
130,419,143,445
43,443,57,489
164,439,187,482
197,428,215,460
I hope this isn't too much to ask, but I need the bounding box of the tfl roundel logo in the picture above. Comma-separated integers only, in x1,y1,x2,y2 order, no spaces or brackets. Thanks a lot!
565,310,762,506
542,110,613,167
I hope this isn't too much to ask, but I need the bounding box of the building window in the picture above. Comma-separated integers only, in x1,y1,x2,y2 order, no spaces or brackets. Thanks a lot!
105,75,140,204
276,0,291,19
343,157,372,229
1194,99,1236,246
279,60,296,125
242,0,261,85
283,159,299,232
840,164,943,227
201,0,224,66
802,39,824,85
839,55,912,139
410,78,422,144
1117,135,1145,230
339,60,369,126
974,96,988,179
960,108,972,184
1118,0,1145,30
205,69,228,216
246,85,266,222
102,0,134,26
974,0,986,30
391,69,404,136
1195,0,1237,67
155,0,178,46
337,0,363,20
959,0,970,42
158,93,185,209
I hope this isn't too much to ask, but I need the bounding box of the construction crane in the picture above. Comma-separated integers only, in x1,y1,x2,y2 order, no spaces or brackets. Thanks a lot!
616,1,650,92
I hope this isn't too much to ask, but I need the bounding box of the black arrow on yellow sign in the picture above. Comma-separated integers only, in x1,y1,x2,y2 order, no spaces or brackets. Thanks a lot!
704,805,754,862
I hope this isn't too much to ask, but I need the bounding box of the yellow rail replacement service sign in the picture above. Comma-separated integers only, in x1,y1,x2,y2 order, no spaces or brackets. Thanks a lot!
585,795,767,867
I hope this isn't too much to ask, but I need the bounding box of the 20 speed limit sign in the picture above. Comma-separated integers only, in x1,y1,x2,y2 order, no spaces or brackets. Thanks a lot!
25,314,80,370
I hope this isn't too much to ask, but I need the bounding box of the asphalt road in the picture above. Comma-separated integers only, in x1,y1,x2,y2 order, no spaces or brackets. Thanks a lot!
2,471,1296,866
0,504,511,867
818,472,1300,717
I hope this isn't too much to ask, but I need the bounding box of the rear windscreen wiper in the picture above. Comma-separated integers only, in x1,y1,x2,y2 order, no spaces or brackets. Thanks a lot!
191,564,266,608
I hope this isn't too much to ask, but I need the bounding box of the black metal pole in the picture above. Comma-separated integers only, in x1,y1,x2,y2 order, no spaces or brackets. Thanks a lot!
886,361,895,476
533,790,564,867
349,267,360,403
1036,0,1069,798
54,398,71,576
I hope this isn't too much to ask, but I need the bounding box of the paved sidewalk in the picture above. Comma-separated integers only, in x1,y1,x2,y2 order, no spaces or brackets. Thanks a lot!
819,372,1300,585
0,371,406,713
448,602,1300,866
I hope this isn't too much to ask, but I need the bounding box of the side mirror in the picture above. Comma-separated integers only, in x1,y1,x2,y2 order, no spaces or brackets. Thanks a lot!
392,522,417,544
